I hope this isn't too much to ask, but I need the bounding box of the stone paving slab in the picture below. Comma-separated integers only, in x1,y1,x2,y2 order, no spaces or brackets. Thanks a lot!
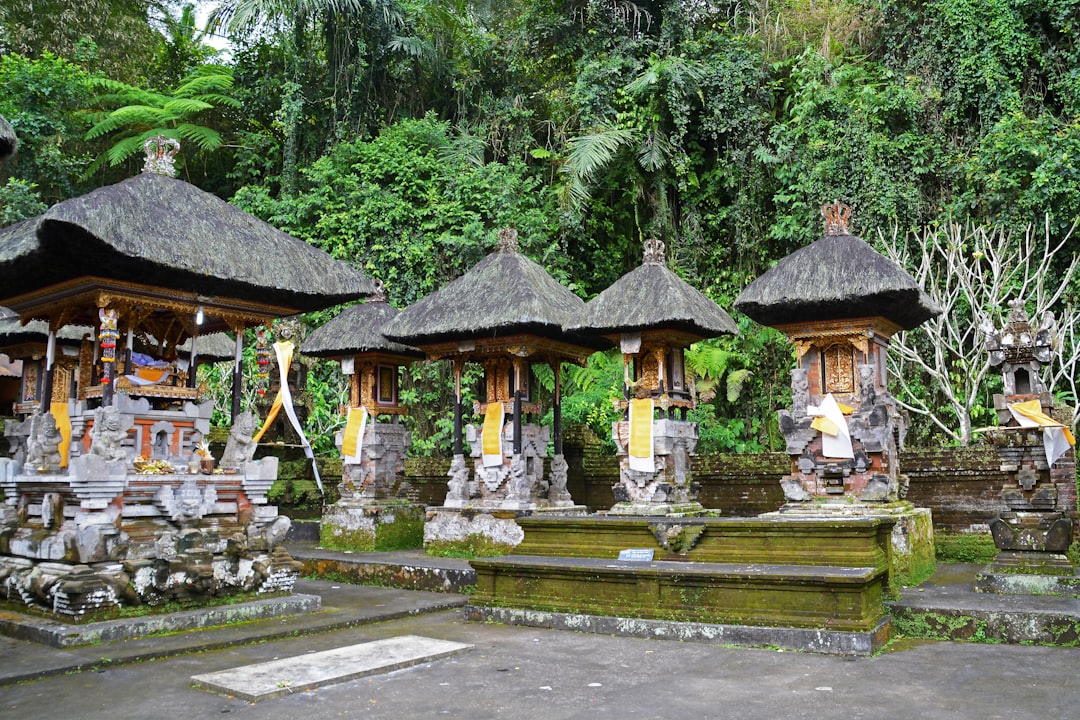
191,634,473,702
0,580,467,686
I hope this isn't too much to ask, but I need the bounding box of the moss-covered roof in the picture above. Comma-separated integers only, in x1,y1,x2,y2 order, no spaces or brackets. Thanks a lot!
569,258,738,339
0,172,375,312
302,300,424,359
382,232,595,348
734,233,940,329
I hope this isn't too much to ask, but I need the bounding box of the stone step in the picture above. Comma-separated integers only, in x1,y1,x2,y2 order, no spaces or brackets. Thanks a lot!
470,554,890,634
190,634,473,702
290,545,476,593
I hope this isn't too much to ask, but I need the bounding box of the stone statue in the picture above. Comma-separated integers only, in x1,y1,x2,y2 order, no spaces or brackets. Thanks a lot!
5,417,30,466
90,405,128,463
157,478,217,523
221,411,259,468
445,454,470,506
857,364,877,409
790,368,810,418
24,412,63,474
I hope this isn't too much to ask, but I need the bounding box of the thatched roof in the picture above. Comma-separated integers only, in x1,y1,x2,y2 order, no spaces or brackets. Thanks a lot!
382,230,596,348
0,115,16,160
735,233,940,329
569,241,738,339
302,300,424,359
0,172,374,313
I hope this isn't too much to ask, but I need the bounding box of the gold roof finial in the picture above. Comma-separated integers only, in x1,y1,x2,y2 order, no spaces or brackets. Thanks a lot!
821,200,852,236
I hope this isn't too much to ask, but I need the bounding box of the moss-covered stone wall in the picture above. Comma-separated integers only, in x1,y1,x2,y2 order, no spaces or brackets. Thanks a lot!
257,425,1077,533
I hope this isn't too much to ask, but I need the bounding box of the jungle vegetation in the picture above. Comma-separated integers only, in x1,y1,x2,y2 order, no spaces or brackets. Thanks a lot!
1,0,1078,454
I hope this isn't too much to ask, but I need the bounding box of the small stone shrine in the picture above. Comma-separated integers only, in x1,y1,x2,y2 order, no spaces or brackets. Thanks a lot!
976,299,1077,593
0,138,374,618
383,228,594,549
568,237,738,515
735,201,940,585
301,281,426,550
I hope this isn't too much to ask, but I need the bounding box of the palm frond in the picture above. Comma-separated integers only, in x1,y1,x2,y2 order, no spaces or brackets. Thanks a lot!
559,127,636,211
163,98,216,115
176,123,224,151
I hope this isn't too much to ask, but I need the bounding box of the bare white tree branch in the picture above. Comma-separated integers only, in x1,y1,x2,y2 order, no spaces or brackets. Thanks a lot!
876,219,1079,444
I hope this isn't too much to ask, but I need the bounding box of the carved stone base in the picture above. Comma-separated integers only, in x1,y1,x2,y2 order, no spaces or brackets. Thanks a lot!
0,544,302,620
423,507,525,549
606,501,709,517
611,419,702,515
975,565,1080,596
981,550,1075,577
989,512,1073,553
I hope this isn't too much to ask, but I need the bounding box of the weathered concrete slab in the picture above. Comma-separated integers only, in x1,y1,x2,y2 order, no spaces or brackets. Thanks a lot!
0,593,322,648
191,634,473,701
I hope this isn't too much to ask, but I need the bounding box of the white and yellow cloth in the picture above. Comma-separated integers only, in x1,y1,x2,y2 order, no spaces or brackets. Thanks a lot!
481,402,505,467
253,340,323,492
628,398,655,473
341,406,368,464
808,393,854,459
1008,399,1076,467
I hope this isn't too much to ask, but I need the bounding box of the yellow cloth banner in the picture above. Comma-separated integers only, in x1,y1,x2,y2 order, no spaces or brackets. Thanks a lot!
1010,399,1076,444
341,406,367,461
50,401,71,468
810,415,840,436
481,402,504,467
628,398,654,472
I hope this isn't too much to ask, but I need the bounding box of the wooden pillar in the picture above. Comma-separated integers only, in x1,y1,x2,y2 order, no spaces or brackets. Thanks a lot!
231,330,243,421
552,360,563,456
452,357,464,456
98,307,119,406
188,320,199,389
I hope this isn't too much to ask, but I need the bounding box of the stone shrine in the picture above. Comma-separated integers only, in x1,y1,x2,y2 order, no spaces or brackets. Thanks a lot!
383,228,594,550
301,281,426,550
568,237,738,515
0,138,374,617
735,201,940,585
976,299,1077,591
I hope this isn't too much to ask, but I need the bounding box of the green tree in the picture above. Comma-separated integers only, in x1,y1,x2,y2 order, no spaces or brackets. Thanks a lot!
83,64,241,176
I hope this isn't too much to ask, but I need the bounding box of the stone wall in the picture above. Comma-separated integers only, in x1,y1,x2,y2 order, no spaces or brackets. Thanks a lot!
254,425,1078,533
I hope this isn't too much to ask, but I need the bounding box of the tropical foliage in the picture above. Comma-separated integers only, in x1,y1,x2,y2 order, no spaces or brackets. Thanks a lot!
2,0,1079,454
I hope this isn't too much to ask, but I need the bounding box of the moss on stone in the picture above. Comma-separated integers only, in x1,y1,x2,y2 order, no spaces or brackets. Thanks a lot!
319,516,424,552
426,535,515,558
934,532,998,564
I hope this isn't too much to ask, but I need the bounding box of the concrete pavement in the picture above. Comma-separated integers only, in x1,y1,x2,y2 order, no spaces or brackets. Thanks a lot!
2,569,1079,719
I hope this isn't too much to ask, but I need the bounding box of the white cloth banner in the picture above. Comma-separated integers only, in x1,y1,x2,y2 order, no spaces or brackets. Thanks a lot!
808,393,854,459
274,340,323,493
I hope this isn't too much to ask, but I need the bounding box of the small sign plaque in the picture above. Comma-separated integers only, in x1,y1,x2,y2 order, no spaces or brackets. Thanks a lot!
617,548,654,562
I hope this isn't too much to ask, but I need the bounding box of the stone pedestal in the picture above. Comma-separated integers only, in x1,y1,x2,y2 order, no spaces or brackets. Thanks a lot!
0,433,298,619
608,418,706,516
979,427,1076,592
321,423,422,551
